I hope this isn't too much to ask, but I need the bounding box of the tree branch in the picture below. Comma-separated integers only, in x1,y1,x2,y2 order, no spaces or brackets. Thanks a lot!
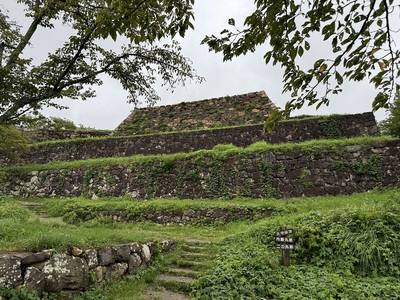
5,2,44,68
52,26,97,91
383,0,396,98
302,0,377,102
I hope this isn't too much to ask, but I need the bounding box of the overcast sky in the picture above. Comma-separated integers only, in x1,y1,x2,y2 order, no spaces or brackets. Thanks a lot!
3,0,390,129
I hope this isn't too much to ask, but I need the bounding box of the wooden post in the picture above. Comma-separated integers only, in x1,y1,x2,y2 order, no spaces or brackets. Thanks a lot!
282,249,290,267
276,226,293,267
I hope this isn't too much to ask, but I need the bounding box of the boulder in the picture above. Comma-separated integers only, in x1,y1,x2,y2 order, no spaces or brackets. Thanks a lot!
98,247,115,266
24,267,45,296
0,255,22,288
113,244,131,262
43,254,89,292
84,249,98,269
103,263,128,283
128,254,142,274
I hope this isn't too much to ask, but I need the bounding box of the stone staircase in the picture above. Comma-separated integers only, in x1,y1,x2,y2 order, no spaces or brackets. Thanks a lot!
143,239,215,300
19,201,49,218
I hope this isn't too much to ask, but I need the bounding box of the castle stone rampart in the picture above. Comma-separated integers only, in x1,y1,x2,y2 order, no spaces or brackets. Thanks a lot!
1,113,378,166
2,139,398,200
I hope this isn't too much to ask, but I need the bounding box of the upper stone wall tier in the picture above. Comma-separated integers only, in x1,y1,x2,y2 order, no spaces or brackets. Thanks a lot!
0,113,378,166
22,129,112,142
116,91,276,134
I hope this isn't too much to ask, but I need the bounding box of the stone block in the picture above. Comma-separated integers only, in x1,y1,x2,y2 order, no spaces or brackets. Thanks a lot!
84,249,98,269
160,240,175,253
0,255,22,288
103,263,128,283
128,254,142,274
43,254,89,292
98,247,115,266
141,244,151,263
129,242,142,254
146,242,157,256
24,267,45,296
113,244,131,262
14,252,48,266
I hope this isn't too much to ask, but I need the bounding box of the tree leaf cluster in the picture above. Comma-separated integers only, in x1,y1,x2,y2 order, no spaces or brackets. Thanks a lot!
202,0,400,124
380,84,400,137
0,0,202,124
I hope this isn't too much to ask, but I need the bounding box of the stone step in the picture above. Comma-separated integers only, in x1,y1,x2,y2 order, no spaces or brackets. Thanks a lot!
183,238,212,245
167,267,199,278
181,253,206,261
143,287,190,300
182,245,207,252
176,260,204,267
19,201,49,218
155,274,197,284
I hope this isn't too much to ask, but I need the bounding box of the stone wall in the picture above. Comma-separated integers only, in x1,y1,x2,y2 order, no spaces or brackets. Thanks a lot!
22,129,112,143
63,207,273,225
116,91,276,134
0,240,174,299
2,139,399,200
1,113,378,166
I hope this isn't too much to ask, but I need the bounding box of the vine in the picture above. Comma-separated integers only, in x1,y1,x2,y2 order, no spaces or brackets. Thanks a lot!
319,116,340,139
351,154,383,183
300,168,314,189
258,159,276,198
204,159,228,198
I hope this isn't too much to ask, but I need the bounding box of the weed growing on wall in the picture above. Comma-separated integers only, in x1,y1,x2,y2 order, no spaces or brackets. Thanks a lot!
82,165,116,198
300,169,314,189
319,116,341,139
204,159,228,198
258,158,276,198
351,154,383,182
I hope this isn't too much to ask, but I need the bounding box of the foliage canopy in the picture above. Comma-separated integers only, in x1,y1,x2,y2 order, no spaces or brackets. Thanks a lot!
203,0,400,122
0,0,202,124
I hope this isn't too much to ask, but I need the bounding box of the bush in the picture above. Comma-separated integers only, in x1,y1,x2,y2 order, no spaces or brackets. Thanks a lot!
192,197,400,299
0,201,31,220
0,124,27,158
380,85,400,137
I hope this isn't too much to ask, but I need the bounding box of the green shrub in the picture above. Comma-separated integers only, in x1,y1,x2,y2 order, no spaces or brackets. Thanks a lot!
0,201,31,220
380,85,400,137
0,125,28,159
192,194,400,299
0,287,39,300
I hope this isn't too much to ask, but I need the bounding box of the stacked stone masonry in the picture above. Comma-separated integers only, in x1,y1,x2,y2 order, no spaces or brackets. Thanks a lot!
0,240,174,298
116,90,276,134
1,113,378,166
2,140,399,199
64,207,273,225
23,129,112,142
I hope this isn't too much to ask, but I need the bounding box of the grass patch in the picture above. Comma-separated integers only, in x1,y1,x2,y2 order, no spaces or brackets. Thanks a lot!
2,189,400,298
191,189,400,299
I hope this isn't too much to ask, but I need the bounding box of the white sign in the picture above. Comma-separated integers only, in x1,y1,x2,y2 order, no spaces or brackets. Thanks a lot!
275,229,293,237
276,244,295,250
276,237,294,243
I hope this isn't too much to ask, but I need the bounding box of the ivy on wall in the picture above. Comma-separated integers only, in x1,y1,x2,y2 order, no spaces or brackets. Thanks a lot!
258,158,276,198
319,116,341,139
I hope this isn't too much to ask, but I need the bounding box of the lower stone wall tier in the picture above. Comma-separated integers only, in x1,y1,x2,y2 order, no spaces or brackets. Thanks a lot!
0,240,174,298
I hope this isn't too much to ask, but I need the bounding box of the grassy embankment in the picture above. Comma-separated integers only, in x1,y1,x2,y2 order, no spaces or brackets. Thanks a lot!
2,188,400,299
